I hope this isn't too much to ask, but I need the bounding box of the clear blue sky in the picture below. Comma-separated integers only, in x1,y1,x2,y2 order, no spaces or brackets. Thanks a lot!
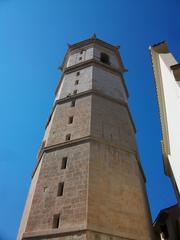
0,0,179,239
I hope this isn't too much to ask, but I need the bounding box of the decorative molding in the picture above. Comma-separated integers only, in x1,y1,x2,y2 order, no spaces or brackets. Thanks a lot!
68,37,118,52
55,60,129,98
60,37,127,73
46,89,134,132
32,132,146,182
63,58,124,75
23,228,138,240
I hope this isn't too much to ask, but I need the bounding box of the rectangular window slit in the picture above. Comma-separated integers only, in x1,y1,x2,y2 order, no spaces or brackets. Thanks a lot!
57,182,64,196
76,71,80,76
68,116,73,124
75,80,79,85
52,214,60,228
61,157,67,169
65,134,71,141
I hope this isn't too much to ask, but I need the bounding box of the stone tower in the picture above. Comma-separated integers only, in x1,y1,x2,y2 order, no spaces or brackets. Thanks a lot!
18,35,153,240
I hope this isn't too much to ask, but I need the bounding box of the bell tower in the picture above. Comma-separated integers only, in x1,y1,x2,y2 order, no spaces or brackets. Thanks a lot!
18,35,154,240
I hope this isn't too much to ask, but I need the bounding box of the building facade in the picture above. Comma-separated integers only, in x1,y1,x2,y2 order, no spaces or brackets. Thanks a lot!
18,35,154,240
150,42,180,202
153,204,180,240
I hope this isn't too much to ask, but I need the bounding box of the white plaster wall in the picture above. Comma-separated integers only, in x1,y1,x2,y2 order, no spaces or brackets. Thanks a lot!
93,66,127,102
43,110,56,144
55,66,93,100
93,45,119,69
159,53,180,195
66,45,119,70
67,47,93,67
55,65,127,103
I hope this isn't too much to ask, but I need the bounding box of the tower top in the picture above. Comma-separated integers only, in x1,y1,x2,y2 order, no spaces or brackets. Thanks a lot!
67,34,120,51
60,35,127,73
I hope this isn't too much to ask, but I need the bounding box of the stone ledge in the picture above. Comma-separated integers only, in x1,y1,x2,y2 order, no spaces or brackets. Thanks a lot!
23,229,86,239
32,136,146,182
23,228,138,240
63,59,122,75
60,36,127,74
46,89,134,132
55,60,128,98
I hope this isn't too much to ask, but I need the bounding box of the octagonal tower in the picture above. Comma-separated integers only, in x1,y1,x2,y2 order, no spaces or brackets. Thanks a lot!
18,35,154,240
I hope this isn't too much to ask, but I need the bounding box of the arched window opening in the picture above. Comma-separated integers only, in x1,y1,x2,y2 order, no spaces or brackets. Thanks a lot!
100,52,110,65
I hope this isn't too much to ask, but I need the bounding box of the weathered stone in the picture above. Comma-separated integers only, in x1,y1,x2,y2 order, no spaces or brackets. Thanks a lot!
17,37,154,240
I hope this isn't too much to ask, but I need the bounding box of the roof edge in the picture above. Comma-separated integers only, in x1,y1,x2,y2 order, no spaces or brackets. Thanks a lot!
68,34,119,52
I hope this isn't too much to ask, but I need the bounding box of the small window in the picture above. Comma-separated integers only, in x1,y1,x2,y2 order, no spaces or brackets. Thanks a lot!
57,182,64,196
76,71,80,76
79,57,82,60
73,90,77,94
68,116,73,124
80,50,83,54
52,214,60,228
43,186,48,192
65,134,71,141
75,80,79,85
71,100,76,107
100,53,110,65
61,157,67,169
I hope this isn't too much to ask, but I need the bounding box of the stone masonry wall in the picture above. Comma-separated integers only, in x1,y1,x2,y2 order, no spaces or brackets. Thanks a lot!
25,142,90,234
56,66,93,100
91,94,136,152
88,142,153,240
93,66,127,103
46,96,91,147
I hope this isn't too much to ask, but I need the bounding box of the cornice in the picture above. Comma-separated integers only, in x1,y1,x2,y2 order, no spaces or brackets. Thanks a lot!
68,37,118,52
23,228,138,240
47,89,135,132
23,229,87,239
60,37,127,74
55,60,129,98
63,59,124,75
171,63,180,70
32,134,140,179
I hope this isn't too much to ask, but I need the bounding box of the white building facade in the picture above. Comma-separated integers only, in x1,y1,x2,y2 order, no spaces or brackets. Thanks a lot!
150,42,180,202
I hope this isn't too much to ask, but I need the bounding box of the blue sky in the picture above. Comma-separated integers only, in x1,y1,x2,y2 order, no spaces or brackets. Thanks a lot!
0,0,179,239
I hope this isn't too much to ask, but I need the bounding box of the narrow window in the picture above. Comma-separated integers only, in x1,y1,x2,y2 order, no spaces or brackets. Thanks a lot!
61,157,67,169
65,134,71,141
80,50,83,54
57,182,64,196
79,57,82,60
76,71,80,76
100,52,110,65
75,80,79,85
71,100,76,107
68,116,73,124
52,214,60,228
73,90,77,94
